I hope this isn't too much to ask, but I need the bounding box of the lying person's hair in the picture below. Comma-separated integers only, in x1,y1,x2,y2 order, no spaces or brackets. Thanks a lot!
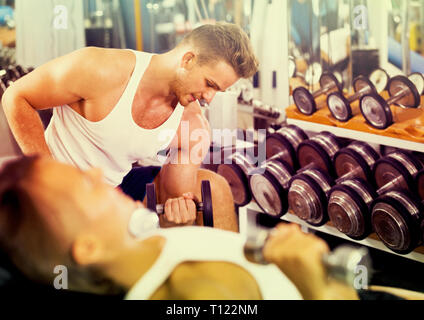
0,156,125,295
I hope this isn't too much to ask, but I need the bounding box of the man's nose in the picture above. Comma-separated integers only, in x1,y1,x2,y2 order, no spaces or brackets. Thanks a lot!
203,89,217,104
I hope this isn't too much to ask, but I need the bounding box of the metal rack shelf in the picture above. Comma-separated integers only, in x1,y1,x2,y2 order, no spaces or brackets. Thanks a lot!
286,118,424,153
239,202,424,264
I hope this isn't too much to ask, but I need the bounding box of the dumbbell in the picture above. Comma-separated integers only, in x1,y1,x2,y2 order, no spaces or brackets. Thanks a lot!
288,140,378,227
327,69,389,122
293,72,343,116
249,154,295,218
252,139,378,222
328,151,423,254
265,124,308,170
369,68,391,92
360,76,421,130
250,131,343,219
145,180,214,227
325,142,380,240
297,131,346,177
408,72,424,95
217,152,256,207
244,227,371,287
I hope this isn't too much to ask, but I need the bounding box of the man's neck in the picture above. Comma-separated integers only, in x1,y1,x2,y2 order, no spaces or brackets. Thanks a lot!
103,236,166,291
135,52,179,109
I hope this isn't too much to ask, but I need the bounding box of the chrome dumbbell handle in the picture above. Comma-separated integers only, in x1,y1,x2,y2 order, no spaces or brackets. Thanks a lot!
155,202,204,215
386,86,410,107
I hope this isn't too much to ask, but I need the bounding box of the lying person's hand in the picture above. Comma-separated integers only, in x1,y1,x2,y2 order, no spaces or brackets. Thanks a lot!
262,223,331,300
159,193,198,228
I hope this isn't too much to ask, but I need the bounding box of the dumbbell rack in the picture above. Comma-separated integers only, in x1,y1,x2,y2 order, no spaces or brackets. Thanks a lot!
238,121,424,264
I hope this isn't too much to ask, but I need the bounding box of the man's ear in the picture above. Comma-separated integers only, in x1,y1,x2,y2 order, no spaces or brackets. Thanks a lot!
71,235,104,266
181,52,196,69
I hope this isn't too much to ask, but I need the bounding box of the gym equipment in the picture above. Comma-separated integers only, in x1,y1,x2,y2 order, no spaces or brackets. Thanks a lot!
360,75,421,130
333,141,380,184
328,178,376,240
297,132,343,176
327,151,422,253
145,180,214,228
369,68,391,92
288,168,334,226
244,227,371,287
265,124,308,170
371,190,424,255
293,72,343,115
408,72,424,95
327,70,388,122
326,142,380,240
249,154,295,218
217,152,256,207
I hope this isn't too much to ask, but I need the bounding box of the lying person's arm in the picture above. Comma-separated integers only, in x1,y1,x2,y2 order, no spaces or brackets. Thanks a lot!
263,224,359,300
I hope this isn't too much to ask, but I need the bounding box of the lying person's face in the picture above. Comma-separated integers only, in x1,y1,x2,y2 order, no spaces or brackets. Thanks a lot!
28,157,142,257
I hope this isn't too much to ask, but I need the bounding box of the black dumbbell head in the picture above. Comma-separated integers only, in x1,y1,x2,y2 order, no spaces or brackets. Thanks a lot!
388,75,421,109
293,86,317,115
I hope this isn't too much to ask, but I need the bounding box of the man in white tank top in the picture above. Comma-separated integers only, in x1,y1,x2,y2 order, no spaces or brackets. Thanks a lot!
2,23,259,232
3,156,422,301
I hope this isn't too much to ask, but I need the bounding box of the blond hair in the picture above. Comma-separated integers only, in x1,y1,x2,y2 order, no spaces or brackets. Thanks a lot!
180,22,259,78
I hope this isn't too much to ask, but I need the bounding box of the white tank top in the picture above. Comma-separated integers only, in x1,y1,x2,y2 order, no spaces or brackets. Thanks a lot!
45,50,185,186
125,227,303,300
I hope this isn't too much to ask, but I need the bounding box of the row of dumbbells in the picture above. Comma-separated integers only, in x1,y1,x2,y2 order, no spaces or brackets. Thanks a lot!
0,64,34,94
293,68,424,130
0,47,16,68
217,125,424,255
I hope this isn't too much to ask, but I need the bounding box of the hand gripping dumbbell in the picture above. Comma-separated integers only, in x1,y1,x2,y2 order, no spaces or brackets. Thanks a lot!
360,75,421,130
217,152,256,207
244,226,372,288
328,151,423,254
145,181,214,227
327,69,389,122
265,124,308,170
293,72,343,116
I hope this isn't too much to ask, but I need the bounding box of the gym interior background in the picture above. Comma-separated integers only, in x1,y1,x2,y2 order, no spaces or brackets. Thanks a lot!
1,0,424,297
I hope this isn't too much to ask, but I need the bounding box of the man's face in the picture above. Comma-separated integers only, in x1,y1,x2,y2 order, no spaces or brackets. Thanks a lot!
172,57,239,107
28,158,139,253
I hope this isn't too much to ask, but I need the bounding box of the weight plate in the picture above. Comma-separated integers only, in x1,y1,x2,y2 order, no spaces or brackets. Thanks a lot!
327,92,352,122
334,148,371,182
320,72,343,93
217,163,251,207
374,151,421,193
265,134,296,169
371,191,423,254
360,94,393,130
369,68,390,93
388,75,421,108
353,75,377,95
415,169,424,201
408,73,424,95
146,183,157,213
328,183,372,240
201,180,214,227
293,87,317,115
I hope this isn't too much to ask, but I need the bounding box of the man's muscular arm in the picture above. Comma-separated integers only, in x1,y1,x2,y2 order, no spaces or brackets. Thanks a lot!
158,108,211,227
1,47,123,156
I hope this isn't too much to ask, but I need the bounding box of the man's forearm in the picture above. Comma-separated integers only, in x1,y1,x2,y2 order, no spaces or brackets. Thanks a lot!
2,92,52,156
